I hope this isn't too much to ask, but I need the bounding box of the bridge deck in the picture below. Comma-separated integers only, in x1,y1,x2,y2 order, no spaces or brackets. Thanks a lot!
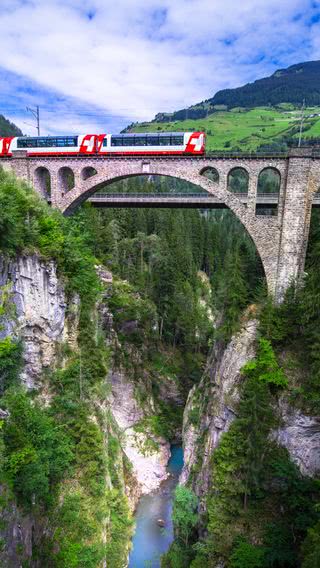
87,193,320,208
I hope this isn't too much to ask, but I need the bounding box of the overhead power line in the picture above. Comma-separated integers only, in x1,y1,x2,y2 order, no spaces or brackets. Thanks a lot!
26,105,40,135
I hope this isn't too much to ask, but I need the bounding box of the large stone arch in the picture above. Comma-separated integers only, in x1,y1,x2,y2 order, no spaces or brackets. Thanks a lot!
81,166,97,181
227,167,249,194
59,165,280,296
58,166,75,194
200,166,219,183
33,166,51,199
257,167,281,194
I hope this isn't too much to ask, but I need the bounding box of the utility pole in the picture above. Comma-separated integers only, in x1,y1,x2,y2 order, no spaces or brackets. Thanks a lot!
26,105,40,136
298,99,306,148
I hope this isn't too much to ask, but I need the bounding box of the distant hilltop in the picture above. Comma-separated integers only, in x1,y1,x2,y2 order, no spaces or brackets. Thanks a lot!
147,60,320,123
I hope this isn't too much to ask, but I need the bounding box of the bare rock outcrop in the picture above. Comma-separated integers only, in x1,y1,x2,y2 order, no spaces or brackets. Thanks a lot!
109,369,170,497
181,317,320,507
275,406,320,477
0,255,78,390
180,318,258,496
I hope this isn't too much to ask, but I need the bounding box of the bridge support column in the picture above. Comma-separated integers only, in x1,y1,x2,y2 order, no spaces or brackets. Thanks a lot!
10,151,30,183
247,172,258,213
275,150,314,302
49,171,62,209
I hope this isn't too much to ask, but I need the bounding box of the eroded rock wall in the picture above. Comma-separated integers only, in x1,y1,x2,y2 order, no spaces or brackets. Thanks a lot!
181,318,320,508
0,254,78,390
180,319,258,499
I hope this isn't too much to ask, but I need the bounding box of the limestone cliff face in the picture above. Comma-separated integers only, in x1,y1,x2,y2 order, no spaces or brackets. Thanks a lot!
275,405,320,477
109,369,170,498
0,255,72,566
0,256,171,499
0,256,173,565
180,319,258,500
181,318,320,506
0,254,78,390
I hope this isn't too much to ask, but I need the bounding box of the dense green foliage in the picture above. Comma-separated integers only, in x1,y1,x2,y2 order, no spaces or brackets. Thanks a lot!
1,389,73,508
172,486,198,547
183,339,320,568
163,208,320,568
0,168,100,300
210,61,320,109
0,114,23,137
92,176,262,346
0,171,133,566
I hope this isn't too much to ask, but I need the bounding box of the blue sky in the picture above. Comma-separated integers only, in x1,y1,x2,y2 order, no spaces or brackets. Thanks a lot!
0,0,320,135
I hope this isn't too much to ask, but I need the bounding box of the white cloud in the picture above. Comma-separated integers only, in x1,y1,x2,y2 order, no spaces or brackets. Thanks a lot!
0,0,319,134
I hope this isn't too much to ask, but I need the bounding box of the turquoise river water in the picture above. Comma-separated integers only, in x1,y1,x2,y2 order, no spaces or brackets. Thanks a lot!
128,445,184,568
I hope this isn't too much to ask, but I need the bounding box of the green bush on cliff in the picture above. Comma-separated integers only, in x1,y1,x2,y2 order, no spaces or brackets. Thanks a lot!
0,168,99,300
1,389,73,508
0,337,22,392
230,539,265,568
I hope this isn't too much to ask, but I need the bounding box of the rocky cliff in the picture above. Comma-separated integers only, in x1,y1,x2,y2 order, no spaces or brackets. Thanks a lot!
181,316,320,505
0,254,75,390
0,255,174,566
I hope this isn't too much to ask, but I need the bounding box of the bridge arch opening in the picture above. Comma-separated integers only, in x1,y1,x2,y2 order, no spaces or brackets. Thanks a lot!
84,174,266,296
34,167,51,199
81,166,97,181
58,166,75,195
256,167,281,216
227,167,249,195
61,172,276,295
200,166,219,183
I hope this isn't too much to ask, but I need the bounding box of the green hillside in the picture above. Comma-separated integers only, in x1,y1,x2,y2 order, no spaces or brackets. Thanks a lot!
0,114,23,137
145,60,320,123
126,104,320,152
126,60,320,151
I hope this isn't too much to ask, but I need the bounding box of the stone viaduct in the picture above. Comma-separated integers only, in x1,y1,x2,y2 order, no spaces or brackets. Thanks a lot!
1,148,320,302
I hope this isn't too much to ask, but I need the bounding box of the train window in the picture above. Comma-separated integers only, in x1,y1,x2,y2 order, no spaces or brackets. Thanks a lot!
171,136,184,145
134,137,147,146
37,138,49,147
111,136,123,146
17,136,77,148
122,137,134,146
159,137,171,146
56,137,77,147
102,138,108,147
147,136,159,146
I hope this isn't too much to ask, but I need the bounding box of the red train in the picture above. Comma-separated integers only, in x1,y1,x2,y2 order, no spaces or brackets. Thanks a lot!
0,132,206,157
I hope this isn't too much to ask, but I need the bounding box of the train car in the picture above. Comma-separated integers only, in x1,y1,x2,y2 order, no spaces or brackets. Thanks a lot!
0,131,205,157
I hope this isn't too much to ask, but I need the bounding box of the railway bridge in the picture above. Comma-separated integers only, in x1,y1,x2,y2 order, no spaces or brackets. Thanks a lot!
1,148,320,302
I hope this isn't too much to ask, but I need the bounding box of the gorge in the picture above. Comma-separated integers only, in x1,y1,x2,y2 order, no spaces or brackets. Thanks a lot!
1,107,320,568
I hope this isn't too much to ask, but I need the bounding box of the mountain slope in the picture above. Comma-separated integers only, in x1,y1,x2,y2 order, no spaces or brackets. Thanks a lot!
148,60,320,123
0,115,22,137
127,105,320,152
126,60,320,152
211,60,320,109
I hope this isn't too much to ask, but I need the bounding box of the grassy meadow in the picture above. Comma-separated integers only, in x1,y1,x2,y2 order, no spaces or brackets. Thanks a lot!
128,104,320,151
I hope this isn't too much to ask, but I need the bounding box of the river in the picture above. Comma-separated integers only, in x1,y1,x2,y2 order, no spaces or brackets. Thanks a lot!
128,444,184,568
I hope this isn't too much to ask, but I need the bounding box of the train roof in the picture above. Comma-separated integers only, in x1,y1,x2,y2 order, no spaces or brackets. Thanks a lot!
15,132,194,139
118,132,189,136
